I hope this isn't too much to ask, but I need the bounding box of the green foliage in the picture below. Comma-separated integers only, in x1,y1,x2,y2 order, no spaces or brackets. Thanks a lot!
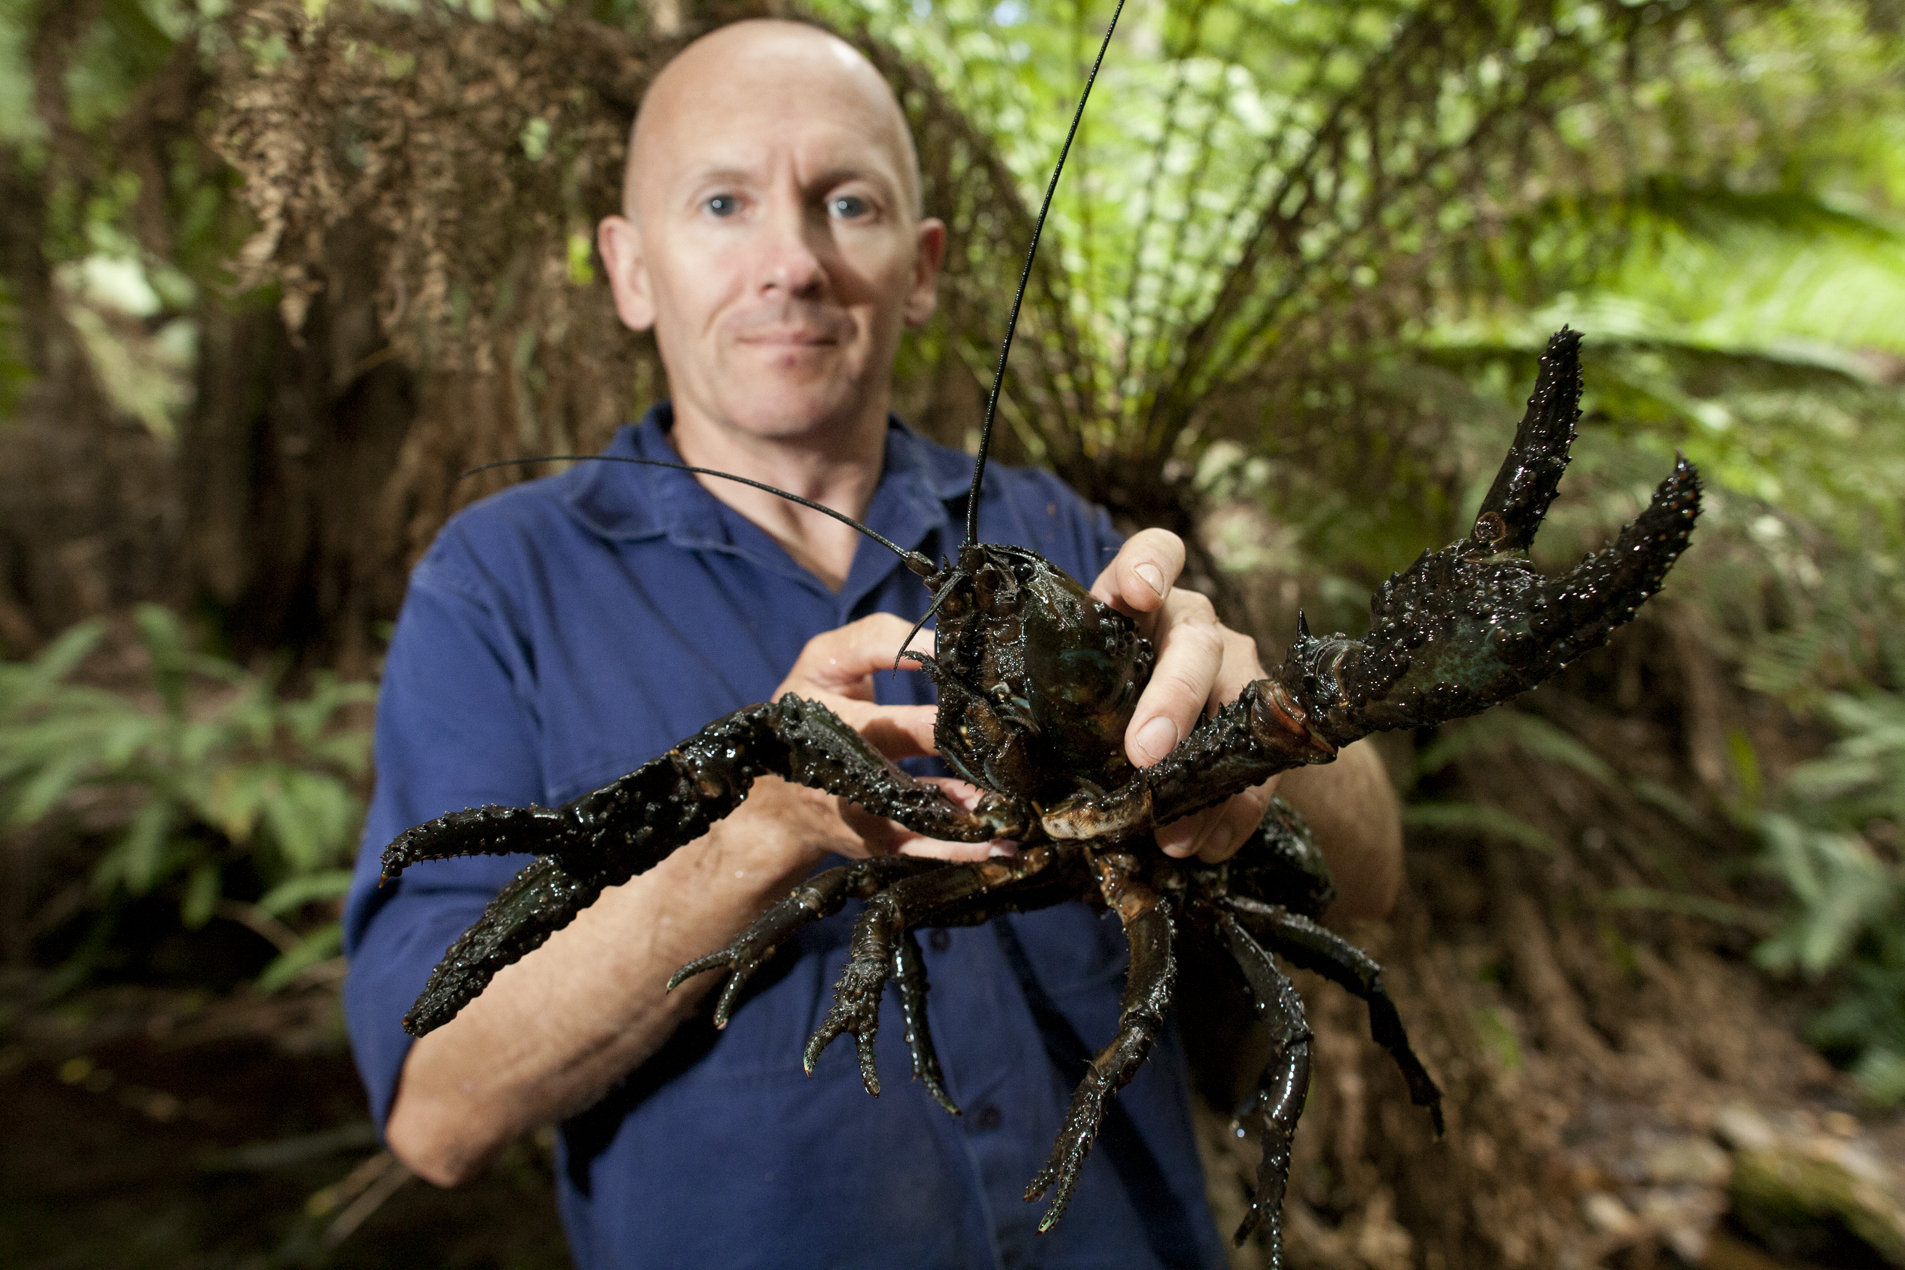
0,607,375,990
1755,692,1905,1104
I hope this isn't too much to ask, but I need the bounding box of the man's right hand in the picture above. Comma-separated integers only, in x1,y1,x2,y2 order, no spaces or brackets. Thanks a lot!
712,613,1001,871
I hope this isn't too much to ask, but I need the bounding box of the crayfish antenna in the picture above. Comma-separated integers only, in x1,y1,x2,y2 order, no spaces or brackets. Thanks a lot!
964,0,1129,545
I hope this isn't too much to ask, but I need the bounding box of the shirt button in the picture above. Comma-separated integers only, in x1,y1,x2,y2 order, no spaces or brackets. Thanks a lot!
928,928,951,952
972,1104,1002,1132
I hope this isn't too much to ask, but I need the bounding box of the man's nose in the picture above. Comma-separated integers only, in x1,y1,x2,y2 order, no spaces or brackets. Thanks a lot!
756,202,828,298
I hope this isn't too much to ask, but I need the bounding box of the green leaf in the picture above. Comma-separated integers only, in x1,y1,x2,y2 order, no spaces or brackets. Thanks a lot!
1414,711,1615,787
7,750,97,826
101,798,176,895
133,603,190,716
1402,801,1558,853
256,922,344,995
1600,887,1777,933
181,863,220,929
1853,1048,1905,1107
257,869,353,917
261,770,362,873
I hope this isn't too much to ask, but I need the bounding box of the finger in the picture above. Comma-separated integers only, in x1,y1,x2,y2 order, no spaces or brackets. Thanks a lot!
1124,588,1223,767
1154,777,1279,861
1213,626,1267,705
782,613,928,699
1155,805,1215,858
1089,528,1186,617
843,703,939,760
898,837,1005,862
1195,781,1277,863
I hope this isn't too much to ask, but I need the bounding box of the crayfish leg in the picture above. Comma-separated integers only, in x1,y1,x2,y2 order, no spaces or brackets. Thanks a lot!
1214,911,1313,1262
668,856,941,1027
392,696,1028,1038
1025,849,1176,1234
804,845,1061,1095
1225,895,1444,1132
892,929,959,1116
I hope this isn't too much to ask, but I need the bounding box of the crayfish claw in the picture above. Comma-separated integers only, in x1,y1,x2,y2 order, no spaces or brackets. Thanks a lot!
1274,334,1701,746
1470,326,1583,552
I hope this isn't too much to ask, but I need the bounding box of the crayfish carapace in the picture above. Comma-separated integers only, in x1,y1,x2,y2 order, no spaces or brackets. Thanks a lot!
381,325,1700,1256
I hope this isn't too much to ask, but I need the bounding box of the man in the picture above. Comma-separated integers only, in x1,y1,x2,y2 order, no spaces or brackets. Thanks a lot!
342,19,1402,1268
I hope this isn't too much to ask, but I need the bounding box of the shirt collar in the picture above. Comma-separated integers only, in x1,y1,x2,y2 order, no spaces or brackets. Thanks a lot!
563,403,973,598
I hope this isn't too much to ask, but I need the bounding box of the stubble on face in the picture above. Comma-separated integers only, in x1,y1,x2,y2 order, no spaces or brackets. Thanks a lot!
618,21,933,454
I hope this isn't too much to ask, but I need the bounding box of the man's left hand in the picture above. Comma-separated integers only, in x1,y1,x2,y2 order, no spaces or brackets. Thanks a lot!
1092,529,1275,864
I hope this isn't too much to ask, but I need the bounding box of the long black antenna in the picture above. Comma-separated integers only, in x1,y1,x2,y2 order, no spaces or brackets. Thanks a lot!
965,0,1127,545
462,455,934,574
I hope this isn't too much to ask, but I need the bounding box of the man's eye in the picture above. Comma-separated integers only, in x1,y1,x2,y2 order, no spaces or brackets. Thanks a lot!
705,195,739,217
829,195,870,219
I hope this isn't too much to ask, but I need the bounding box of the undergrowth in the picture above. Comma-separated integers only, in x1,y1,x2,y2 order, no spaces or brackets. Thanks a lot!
0,606,374,993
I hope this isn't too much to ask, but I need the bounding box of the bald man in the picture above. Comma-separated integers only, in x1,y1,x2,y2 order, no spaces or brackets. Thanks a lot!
341,20,1401,1269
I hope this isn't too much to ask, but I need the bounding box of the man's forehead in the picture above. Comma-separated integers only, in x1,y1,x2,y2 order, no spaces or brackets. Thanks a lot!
625,20,921,216
651,118,910,191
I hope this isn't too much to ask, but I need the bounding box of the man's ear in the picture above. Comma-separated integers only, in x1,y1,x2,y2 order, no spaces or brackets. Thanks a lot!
598,214,656,332
903,216,947,328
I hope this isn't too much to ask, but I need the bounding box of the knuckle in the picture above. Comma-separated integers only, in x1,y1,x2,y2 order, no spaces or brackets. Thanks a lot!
1129,527,1183,556
1170,589,1217,626
1168,619,1225,666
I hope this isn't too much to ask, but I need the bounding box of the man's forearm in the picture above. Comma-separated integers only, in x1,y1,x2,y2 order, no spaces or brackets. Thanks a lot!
383,781,832,1186
1273,738,1403,921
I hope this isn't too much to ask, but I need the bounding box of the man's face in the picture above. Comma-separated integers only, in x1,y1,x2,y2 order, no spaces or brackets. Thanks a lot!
599,30,945,447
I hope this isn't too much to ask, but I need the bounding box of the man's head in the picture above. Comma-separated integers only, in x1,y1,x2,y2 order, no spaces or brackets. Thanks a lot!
598,20,945,451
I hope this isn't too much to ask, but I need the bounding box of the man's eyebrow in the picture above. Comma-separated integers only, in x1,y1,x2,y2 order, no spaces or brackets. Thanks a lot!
804,166,907,208
679,165,756,191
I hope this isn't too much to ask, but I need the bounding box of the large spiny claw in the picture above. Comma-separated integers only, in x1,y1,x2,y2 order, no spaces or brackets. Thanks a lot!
1280,328,1701,744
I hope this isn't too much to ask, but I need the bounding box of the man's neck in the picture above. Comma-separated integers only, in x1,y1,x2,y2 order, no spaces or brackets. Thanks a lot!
666,403,889,594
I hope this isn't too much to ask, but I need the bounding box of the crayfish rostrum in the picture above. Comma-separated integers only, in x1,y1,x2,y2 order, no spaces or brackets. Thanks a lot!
381,327,1701,1258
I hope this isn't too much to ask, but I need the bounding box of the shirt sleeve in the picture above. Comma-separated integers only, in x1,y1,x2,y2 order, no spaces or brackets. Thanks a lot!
341,552,545,1133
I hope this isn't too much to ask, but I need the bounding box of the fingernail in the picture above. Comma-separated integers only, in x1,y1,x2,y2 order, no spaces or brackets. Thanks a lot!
1134,716,1178,765
1134,562,1168,600
1197,823,1236,860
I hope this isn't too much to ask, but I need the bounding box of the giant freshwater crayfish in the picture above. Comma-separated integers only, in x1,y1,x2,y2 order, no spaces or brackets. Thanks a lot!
377,9,1702,1261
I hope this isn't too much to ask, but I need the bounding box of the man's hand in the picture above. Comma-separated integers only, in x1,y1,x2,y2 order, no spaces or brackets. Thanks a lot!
1091,529,1276,863
745,613,1000,865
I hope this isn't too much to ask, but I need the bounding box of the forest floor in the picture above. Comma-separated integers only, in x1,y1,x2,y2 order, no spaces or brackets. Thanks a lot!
0,974,569,1270
2,956,1901,1270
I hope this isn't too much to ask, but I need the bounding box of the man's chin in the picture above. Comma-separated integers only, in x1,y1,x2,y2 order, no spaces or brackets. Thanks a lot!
713,374,873,440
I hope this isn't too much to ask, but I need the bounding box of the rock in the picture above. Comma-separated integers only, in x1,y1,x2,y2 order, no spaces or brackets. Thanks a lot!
1729,1131,1905,1266
1647,1135,1733,1187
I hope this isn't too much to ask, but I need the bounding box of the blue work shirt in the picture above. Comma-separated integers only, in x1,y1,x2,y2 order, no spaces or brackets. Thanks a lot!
342,406,1225,1270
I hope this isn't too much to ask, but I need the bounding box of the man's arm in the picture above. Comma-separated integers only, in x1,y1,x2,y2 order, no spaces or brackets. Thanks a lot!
383,616,952,1186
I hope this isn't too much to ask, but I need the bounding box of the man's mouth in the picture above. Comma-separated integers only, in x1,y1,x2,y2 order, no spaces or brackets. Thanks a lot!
738,329,839,347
